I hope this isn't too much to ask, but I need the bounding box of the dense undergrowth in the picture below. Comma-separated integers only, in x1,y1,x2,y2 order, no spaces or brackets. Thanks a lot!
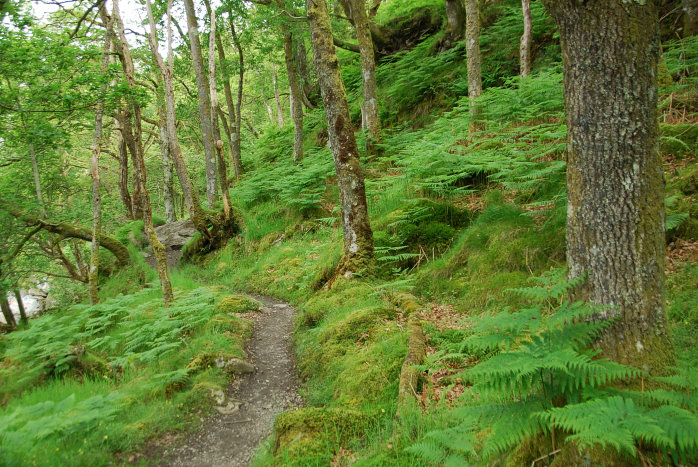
1,0,697,465
0,264,259,465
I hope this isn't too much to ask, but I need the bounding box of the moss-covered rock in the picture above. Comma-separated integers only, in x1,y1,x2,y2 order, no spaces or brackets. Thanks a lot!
273,407,367,457
186,352,254,375
215,295,260,314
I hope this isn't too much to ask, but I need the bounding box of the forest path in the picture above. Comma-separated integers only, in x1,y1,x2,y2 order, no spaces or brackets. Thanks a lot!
163,295,303,466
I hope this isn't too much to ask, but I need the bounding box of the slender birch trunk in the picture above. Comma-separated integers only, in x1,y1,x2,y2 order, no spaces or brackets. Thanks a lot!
110,0,173,306
272,62,285,126
183,0,218,209
89,9,113,305
351,0,381,148
216,27,243,179
520,0,533,78
13,290,27,324
281,23,304,162
206,2,232,218
465,0,482,126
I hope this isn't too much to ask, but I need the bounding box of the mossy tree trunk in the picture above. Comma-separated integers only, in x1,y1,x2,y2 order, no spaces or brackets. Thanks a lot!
110,0,174,306
307,0,374,278
520,0,532,78
352,0,381,149
88,10,112,306
183,0,218,209
205,1,232,219
0,292,16,329
272,63,285,126
444,0,465,40
113,115,134,220
541,0,672,370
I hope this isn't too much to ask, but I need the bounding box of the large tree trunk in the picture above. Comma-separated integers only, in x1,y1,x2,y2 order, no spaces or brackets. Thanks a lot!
110,0,173,306
520,0,532,78
281,23,304,162
541,0,671,369
307,0,374,278
206,3,232,218
183,0,218,209
89,10,113,305
352,0,381,148
445,0,465,40
465,0,482,123
684,0,698,36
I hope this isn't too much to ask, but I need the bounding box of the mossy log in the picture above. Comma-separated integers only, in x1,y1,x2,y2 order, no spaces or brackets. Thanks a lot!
397,319,426,415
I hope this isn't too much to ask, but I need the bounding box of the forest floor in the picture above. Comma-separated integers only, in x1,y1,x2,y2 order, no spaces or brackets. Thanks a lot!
156,295,303,466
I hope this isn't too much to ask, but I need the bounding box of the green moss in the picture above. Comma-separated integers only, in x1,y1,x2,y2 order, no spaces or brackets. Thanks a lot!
274,407,367,459
215,295,260,314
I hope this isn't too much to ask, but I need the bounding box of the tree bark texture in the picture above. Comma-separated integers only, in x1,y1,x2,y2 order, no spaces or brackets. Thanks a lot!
112,0,173,306
13,290,27,324
282,24,304,162
445,0,465,40
684,0,698,36
541,0,671,369
295,39,316,109
272,62,285,126
183,0,218,209
113,116,134,219
146,0,210,237
216,26,244,179
465,0,482,119
0,293,16,329
88,10,113,306
29,143,47,218
520,0,532,78
307,0,374,277
206,4,232,218
157,102,177,223
352,0,381,146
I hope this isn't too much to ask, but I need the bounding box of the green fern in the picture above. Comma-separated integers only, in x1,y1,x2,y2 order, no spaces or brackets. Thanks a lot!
410,272,698,464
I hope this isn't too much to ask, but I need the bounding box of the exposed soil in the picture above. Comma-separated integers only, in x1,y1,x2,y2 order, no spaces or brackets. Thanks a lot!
160,295,303,466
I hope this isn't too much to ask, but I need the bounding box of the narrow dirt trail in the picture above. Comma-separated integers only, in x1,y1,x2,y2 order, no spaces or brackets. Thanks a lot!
164,296,303,466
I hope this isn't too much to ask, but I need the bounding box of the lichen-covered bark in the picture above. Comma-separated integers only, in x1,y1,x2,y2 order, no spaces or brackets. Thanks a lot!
281,23,304,162
307,0,374,277
520,0,532,78
541,0,672,370
183,0,218,209
465,0,482,117
352,0,381,147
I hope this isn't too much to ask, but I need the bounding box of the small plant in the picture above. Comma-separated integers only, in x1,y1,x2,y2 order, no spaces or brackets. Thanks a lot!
408,270,698,465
